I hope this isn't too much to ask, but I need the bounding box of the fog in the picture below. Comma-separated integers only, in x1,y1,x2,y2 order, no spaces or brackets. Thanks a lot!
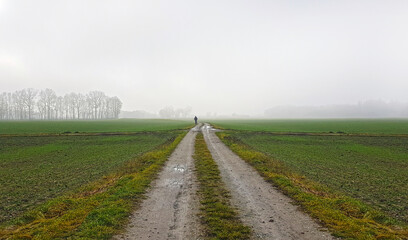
1,0,408,117
265,100,408,119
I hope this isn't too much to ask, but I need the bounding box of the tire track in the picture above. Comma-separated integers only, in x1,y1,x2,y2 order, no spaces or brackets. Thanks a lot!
114,125,202,240
201,124,335,240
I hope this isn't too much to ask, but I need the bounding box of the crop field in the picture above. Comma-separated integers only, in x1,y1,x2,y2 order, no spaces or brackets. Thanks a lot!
0,119,192,135
212,120,408,226
0,119,192,227
228,132,408,222
2,118,407,239
210,119,408,134
0,133,177,224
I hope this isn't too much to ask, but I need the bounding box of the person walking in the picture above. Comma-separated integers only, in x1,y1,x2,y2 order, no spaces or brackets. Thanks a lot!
194,116,198,125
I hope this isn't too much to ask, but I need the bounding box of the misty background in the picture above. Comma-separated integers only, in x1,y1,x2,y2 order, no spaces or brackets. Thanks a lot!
1,0,408,118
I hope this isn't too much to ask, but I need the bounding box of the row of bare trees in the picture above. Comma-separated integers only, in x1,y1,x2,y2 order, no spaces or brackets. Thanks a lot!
159,106,192,118
0,89,122,120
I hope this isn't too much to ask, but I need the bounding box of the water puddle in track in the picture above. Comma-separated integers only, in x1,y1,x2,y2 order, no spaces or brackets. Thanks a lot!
171,180,182,186
173,165,186,173
203,124,219,133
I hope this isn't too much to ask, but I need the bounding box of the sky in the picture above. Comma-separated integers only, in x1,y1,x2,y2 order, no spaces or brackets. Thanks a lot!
1,0,408,116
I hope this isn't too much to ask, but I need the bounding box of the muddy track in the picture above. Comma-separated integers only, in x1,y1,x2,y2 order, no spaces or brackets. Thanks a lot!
114,124,335,240
114,125,202,240
202,124,335,240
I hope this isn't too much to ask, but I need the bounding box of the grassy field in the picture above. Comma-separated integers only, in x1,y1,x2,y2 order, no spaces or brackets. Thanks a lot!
0,119,191,239
229,132,408,223
210,119,408,134
0,132,187,239
0,119,192,135
0,133,178,224
0,119,192,226
212,119,408,239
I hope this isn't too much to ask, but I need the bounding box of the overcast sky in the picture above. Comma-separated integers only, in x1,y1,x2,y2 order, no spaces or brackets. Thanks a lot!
1,0,408,116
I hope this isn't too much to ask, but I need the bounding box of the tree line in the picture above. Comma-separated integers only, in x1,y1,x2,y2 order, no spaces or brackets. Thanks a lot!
158,106,192,118
0,89,122,120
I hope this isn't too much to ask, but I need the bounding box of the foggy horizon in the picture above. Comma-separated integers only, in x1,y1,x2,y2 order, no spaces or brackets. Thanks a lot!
119,99,408,119
2,1,408,117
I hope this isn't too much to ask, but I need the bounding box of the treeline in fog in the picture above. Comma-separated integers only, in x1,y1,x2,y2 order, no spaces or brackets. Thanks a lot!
0,89,122,120
264,100,408,118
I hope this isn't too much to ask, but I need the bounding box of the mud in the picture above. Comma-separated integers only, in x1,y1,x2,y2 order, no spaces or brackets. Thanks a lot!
202,124,335,240
114,125,202,240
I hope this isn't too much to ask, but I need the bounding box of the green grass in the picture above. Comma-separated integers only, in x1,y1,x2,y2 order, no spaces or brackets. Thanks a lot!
231,133,408,224
210,119,408,134
194,133,251,240
0,131,187,239
212,119,408,239
0,119,192,135
0,119,193,238
217,132,408,239
0,132,179,225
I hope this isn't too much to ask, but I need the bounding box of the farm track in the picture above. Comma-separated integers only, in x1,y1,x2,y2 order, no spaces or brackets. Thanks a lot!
115,124,335,239
202,124,335,240
114,125,202,240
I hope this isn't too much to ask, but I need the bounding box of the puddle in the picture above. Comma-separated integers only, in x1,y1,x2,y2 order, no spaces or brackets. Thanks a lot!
173,165,186,173
192,126,201,132
204,125,215,132
171,180,181,186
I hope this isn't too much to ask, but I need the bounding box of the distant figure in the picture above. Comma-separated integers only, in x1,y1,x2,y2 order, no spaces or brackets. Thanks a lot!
194,116,198,125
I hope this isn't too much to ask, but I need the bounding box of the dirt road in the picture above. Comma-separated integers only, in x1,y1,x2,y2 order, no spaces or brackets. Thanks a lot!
114,125,202,240
202,124,334,240
115,124,334,239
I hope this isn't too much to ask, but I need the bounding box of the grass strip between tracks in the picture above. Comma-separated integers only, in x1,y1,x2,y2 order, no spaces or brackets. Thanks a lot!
0,131,187,240
217,131,408,240
194,133,251,240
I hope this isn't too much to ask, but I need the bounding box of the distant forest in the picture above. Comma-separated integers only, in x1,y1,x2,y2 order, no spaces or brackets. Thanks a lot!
0,89,122,120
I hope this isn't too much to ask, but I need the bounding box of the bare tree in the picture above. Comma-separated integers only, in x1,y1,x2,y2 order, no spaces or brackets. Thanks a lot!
64,93,78,119
73,93,85,119
108,96,122,119
0,92,8,120
37,96,46,120
39,89,57,119
6,93,13,119
0,88,122,120
87,91,106,119
22,88,38,120
63,94,71,119
12,90,26,120
159,106,192,119
182,106,192,118
159,106,175,118
55,96,64,119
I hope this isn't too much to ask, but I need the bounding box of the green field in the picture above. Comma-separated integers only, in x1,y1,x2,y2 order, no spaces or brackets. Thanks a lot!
210,119,408,134
0,119,192,135
211,120,408,225
0,133,178,224
230,132,408,223
0,119,192,226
